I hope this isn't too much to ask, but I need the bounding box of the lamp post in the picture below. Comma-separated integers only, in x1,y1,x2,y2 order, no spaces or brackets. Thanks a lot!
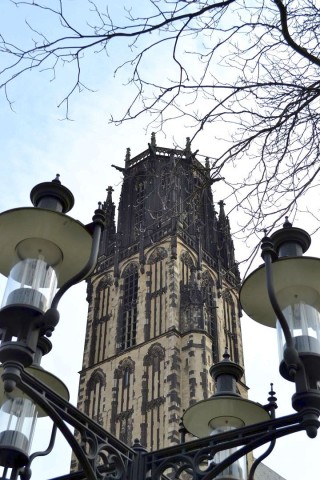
0,181,319,480
240,218,320,429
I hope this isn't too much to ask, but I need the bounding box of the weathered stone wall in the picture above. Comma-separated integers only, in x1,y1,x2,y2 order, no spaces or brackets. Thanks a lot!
77,235,245,452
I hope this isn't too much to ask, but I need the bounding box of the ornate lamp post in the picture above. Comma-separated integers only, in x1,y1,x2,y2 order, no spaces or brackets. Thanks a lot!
183,350,270,480
0,175,105,479
0,180,319,480
240,219,320,429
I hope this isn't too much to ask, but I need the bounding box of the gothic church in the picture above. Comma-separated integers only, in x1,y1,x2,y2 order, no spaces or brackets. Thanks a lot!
75,134,245,452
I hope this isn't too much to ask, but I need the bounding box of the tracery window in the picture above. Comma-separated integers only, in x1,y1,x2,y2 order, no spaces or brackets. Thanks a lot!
223,292,239,363
146,247,168,338
180,251,195,286
85,369,106,425
111,358,135,444
118,263,139,351
202,270,219,363
141,344,166,450
90,275,113,365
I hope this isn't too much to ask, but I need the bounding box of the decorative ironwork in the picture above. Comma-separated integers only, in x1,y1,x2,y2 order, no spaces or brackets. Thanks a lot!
0,362,317,480
18,369,135,480
144,411,318,480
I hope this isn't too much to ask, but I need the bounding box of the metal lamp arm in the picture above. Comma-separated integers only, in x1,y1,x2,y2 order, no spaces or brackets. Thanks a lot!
263,250,305,379
28,424,58,464
201,423,305,480
18,373,97,480
263,251,293,349
16,369,135,480
148,411,318,480
51,210,104,310
248,438,276,480
15,364,320,480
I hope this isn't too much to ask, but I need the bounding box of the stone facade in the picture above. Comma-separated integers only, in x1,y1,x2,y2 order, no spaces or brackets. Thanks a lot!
75,136,246,459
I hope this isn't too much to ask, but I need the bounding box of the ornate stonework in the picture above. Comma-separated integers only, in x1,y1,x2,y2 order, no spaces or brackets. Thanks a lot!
76,137,245,461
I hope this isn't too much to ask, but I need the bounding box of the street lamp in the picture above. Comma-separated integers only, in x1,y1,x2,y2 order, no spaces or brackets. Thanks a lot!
0,180,319,480
240,218,320,423
0,337,69,471
0,176,105,479
183,350,270,480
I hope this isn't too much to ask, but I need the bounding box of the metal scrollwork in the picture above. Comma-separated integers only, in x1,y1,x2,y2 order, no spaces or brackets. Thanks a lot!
93,443,128,480
150,449,215,480
17,370,135,480
3,366,319,479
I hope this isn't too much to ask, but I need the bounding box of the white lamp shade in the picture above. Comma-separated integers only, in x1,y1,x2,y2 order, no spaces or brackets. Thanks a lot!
183,396,270,438
0,208,93,287
240,257,320,328
0,365,69,417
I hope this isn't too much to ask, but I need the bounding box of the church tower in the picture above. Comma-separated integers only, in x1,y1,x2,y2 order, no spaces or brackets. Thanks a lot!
76,135,245,452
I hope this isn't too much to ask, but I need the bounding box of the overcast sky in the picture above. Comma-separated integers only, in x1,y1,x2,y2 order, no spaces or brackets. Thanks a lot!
1,1,320,479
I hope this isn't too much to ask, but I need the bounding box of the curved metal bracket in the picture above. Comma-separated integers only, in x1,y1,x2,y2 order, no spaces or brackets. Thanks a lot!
51,215,104,310
29,424,57,464
4,366,320,480
16,369,135,480
262,251,293,348
262,250,306,383
19,375,97,480
146,409,319,480
248,438,276,480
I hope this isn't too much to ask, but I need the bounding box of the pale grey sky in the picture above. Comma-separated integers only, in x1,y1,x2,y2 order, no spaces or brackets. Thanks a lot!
1,1,320,479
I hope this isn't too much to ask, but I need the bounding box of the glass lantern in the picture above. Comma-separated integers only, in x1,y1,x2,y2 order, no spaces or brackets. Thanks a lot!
0,391,38,468
1,238,62,314
209,419,246,480
0,362,69,469
183,396,270,480
240,256,320,384
276,284,320,357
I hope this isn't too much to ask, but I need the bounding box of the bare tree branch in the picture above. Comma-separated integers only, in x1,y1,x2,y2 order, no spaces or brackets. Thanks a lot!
1,0,320,243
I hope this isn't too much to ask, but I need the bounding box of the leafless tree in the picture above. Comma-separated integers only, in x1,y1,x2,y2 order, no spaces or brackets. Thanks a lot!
1,0,320,240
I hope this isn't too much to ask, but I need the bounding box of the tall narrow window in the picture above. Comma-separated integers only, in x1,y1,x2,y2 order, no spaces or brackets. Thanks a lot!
118,263,139,351
111,358,135,445
180,251,194,286
141,344,165,450
202,271,218,363
90,275,113,366
146,247,168,339
85,369,106,425
223,293,239,363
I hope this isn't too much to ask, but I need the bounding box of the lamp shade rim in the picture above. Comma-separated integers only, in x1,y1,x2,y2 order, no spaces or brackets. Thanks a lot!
240,256,320,328
183,396,270,438
0,366,70,417
0,208,92,286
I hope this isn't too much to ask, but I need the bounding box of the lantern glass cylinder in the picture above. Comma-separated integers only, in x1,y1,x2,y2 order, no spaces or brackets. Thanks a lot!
1,238,62,313
276,285,320,358
0,393,38,467
210,424,246,480
240,257,320,363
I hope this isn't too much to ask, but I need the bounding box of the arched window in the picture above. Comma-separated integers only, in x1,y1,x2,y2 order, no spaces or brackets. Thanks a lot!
180,251,194,286
118,263,139,351
111,357,135,445
146,247,168,339
223,292,239,363
90,275,113,365
85,369,106,425
202,270,219,363
141,344,166,450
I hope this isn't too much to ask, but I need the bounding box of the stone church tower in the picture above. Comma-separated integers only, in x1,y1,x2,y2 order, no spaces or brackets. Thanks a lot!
76,134,245,451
